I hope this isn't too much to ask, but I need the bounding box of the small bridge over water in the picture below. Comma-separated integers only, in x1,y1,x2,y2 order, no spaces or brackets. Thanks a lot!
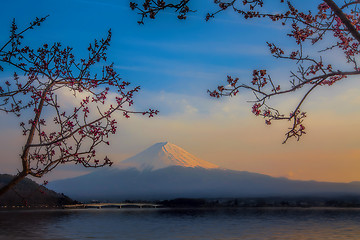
63,203,162,209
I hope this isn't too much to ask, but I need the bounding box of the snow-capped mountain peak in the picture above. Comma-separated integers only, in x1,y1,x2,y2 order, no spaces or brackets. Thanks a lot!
118,142,219,171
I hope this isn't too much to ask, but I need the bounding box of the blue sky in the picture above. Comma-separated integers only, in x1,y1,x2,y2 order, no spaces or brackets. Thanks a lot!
1,0,359,182
1,0,286,94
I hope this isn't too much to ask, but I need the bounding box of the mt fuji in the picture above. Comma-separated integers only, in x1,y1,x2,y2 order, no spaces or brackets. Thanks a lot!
49,142,360,201
119,142,218,171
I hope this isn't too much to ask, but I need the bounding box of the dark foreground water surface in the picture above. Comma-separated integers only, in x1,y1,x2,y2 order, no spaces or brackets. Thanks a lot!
1,208,360,240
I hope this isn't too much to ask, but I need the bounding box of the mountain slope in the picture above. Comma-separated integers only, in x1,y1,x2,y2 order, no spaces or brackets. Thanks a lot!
49,166,360,201
0,174,75,207
48,142,360,201
119,142,219,171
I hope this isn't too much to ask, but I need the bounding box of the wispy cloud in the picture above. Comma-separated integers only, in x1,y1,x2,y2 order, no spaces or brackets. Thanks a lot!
75,0,127,9
122,38,269,57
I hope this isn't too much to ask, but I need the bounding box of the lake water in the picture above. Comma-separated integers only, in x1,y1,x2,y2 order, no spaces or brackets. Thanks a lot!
1,208,360,239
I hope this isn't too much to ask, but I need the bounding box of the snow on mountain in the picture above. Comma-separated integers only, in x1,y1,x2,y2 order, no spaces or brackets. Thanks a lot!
118,142,219,171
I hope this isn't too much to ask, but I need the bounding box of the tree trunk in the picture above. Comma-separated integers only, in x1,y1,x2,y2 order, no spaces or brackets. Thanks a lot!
0,171,27,196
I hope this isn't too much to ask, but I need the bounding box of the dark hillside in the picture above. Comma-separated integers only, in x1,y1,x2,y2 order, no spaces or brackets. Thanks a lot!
0,174,76,207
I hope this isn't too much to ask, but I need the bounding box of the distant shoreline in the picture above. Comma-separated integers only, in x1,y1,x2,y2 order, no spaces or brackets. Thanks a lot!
2,206,360,212
2,195,360,210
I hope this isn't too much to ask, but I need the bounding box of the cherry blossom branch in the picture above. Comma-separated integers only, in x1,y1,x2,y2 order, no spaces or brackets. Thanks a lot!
130,0,194,24
0,17,158,195
323,0,360,42
131,0,360,142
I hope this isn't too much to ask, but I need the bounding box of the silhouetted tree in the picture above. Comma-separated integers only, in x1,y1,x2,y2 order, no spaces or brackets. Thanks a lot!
131,0,360,143
0,17,158,196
